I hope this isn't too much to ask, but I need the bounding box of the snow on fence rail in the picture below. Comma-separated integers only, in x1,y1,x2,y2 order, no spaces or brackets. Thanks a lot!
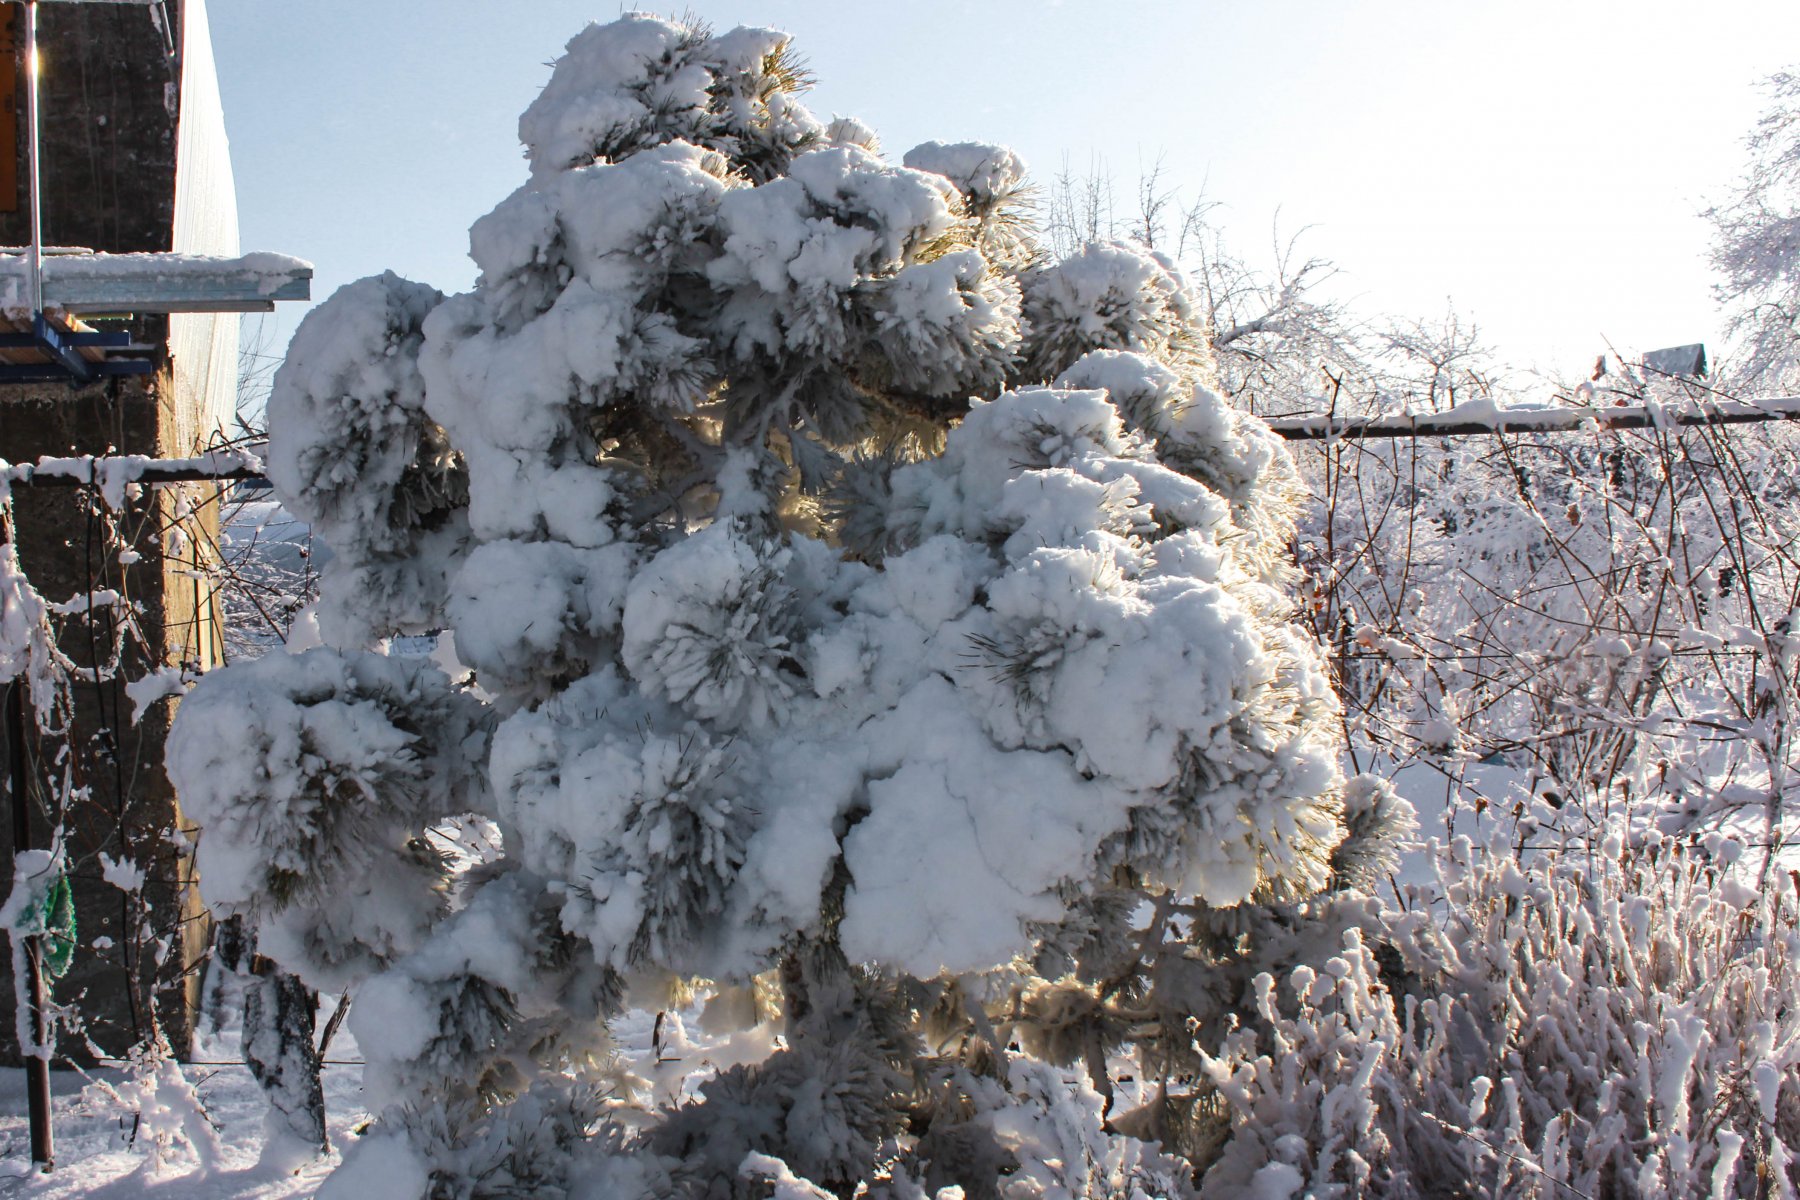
1264,394,1800,439
5,395,1800,496
0,446,268,500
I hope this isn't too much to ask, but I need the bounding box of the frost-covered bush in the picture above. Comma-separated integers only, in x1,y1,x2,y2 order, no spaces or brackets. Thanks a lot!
170,14,1345,1197
1296,403,1800,859
1197,811,1800,1198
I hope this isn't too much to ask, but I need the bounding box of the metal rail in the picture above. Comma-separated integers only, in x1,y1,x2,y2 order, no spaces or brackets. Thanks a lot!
2,449,269,490
1263,396,1800,440
7,398,1800,495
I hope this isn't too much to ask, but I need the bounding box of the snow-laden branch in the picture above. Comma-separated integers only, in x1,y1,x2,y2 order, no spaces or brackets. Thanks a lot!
1213,311,1282,347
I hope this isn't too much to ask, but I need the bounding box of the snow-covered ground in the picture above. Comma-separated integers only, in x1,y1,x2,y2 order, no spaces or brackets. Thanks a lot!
0,998,779,1197
0,1019,359,1198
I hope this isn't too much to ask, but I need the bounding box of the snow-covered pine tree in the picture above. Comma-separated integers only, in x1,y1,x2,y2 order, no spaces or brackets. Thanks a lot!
168,14,1356,1196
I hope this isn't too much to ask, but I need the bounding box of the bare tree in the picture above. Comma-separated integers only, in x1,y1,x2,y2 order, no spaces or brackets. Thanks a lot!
1710,68,1800,394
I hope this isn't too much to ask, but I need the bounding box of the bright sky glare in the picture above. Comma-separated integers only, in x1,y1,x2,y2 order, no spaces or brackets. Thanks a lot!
210,1,1800,393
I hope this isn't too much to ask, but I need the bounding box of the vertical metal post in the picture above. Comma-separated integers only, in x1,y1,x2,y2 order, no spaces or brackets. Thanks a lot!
3,512,52,1171
21,0,40,316
6,690,52,1172
8,15,55,1153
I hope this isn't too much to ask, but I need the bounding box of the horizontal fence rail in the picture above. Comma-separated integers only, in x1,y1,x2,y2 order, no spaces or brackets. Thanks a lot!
5,396,1800,492
1,447,269,493
1263,395,1800,439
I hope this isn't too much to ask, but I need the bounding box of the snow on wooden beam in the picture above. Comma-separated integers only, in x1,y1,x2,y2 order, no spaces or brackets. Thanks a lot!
0,251,311,315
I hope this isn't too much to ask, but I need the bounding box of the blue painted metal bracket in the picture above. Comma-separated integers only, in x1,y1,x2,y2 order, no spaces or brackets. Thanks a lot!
0,312,155,384
0,363,153,382
0,328,133,350
33,313,96,381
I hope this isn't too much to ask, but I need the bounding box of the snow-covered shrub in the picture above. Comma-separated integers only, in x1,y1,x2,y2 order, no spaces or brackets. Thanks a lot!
1011,68,1800,1200
1296,401,1800,862
1195,926,1398,1198
169,13,1344,1196
78,1035,224,1176
1198,810,1800,1198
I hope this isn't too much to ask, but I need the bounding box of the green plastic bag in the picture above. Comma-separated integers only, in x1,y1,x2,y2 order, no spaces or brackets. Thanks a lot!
35,874,74,980
4,851,75,979
13,877,76,978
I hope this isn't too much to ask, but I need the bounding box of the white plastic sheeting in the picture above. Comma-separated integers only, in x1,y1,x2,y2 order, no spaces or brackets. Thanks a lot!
168,0,239,454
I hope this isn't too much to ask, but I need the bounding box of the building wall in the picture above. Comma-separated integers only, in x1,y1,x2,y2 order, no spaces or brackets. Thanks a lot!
0,1,180,253
0,0,234,1062
2,377,217,1061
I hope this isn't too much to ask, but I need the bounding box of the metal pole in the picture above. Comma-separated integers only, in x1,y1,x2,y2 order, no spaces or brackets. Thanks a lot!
22,0,41,317
2,505,53,1172
5,683,53,1172
8,8,54,1154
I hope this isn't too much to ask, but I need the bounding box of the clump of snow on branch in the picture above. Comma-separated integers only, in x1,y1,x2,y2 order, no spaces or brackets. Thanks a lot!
0,509,67,723
265,271,467,646
168,648,490,991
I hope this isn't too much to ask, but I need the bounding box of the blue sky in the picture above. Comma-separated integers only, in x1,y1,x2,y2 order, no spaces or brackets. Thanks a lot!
209,1,1800,388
